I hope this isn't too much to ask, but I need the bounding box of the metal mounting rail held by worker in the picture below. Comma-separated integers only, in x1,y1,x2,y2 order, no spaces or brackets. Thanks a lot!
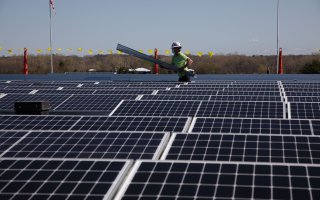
116,43,195,80
170,41,194,82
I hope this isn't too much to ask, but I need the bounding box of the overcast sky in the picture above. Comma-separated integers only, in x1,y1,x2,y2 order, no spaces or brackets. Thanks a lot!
1,0,320,56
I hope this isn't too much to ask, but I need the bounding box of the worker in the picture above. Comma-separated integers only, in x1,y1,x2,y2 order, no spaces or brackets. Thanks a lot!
171,41,193,82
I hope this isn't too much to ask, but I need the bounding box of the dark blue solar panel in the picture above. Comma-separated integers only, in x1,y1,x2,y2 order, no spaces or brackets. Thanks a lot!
0,159,131,200
111,100,200,117
70,116,189,132
191,118,312,135
287,96,320,102
0,94,69,110
54,94,137,113
141,95,211,101
3,131,167,159
0,115,81,131
117,161,320,200
164,133,320,164
0,131,29,155
290,103,320,119
196,101,284,118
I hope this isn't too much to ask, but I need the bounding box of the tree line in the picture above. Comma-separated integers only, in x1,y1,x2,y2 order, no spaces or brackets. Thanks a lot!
0,54,319,74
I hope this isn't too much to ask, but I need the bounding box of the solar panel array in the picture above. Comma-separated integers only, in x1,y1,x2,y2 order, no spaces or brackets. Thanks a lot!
0,79,320,199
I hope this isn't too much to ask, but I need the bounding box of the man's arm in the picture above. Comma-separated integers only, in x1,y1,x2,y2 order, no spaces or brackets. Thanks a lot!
186,57,193,66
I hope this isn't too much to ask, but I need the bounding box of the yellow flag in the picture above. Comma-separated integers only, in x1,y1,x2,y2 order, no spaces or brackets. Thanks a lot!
197,52,203,57
98,50,104,54
67,48,72,51
47,47,52,52
165,49,170,55
208,51,214,58
138,50,144,53
185,50,190,55
117,50,122,55
57,48,62,52
0,47,2,51
36,49,43,54
108,50,113,54
88,49,93,54
147,49,153,55
7,49,13,54
77,48,83,52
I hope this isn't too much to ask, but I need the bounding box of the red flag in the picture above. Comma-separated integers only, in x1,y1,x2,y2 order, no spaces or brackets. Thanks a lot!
50,0,55,14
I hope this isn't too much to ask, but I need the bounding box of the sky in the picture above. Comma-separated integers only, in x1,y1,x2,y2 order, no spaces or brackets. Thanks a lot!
0,0,320,56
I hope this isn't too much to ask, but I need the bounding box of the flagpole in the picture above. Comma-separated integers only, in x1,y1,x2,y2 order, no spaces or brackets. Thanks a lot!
49,0,53,74
276,0,279,74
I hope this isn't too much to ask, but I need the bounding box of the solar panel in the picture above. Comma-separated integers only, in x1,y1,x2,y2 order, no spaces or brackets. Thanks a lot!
157,90,218,95
210,95,282,101
290,102,320,119
162,133,320,163
0,89,33,94
0,115,81,131
115,161,320,200
70,116,191,132
285,88,320,92
4,86,64,90
0,94,70,110
54,94,137,113
0,159,132,200
312,120,320,135
287,96,320,103
217,91,281,96
178,84,227,89
0,115,190,132
190,117,313,135
196,101,285,118
224,87,280,92
0,131,29,156
285,92,320,96
141,94,211,101
3,131,169,160
35,89,96,95
1,79,320,200
111,100,201,117
93,89,155,95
